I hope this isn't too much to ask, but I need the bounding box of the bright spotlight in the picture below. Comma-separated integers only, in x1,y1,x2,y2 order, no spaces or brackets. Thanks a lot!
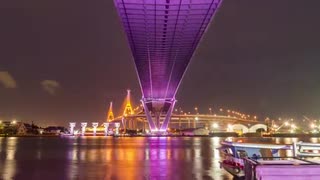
212,123,219,128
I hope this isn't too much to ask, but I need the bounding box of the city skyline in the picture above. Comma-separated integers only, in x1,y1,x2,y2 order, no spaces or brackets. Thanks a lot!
1,0,320,126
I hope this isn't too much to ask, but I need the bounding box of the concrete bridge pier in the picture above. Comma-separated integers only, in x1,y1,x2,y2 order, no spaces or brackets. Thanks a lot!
103,123,109,136
69,122,76,135
81,122,87,136
115,123,120,136
92,122,98,136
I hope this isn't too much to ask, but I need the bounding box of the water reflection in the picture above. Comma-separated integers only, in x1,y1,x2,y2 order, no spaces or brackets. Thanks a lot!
2,137,320,179
67,141,79,179
1,137,17,180
0,137,3,153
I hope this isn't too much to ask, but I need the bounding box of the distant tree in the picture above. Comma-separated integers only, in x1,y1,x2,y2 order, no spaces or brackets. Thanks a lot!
3,126,17,135
0,124,3,134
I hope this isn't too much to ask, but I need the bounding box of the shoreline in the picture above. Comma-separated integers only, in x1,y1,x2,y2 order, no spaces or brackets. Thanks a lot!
2,133,320,138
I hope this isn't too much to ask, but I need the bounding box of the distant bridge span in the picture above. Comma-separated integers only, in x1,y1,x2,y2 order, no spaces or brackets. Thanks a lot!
119,114,258,123
112,112,261,130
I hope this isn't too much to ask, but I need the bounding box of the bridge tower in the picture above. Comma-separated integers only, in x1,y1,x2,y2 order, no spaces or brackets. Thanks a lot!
123,89,135,129
107,101,114,122
123,89,134,116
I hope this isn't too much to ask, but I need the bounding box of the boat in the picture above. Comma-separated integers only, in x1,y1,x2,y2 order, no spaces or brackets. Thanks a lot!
219,140,320,179
219,140,292,178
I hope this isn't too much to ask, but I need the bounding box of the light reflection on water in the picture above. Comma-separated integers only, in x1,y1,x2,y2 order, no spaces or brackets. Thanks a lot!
0,136,317,179
2,137,17,180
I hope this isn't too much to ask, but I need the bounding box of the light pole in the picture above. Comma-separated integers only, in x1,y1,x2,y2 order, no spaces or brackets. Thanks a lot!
194,116,199,128
274,121,289,132
194,107,199,115
212,123,219,133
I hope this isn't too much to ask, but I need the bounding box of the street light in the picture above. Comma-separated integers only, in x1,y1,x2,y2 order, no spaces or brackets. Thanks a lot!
212,123,219,129
290,124,297,133
194,107,198,115
227,124,233,132
209,107,212,114
274,121,289,132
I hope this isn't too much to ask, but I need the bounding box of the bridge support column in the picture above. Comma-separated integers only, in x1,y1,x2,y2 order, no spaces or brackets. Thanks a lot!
141,98,176,133
81,122,87,136
92,122,98,136
141,99,157,131
160,100,176,131
121,117,126,132
103,123,109,136
69,122,76,135
115,123,120,135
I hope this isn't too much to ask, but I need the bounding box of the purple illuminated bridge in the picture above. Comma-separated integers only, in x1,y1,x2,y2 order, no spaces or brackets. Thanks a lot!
114,0,222,132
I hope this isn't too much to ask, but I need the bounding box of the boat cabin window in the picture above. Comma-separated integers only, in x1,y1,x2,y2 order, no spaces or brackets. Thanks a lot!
222,148,233,156
237,150,248,158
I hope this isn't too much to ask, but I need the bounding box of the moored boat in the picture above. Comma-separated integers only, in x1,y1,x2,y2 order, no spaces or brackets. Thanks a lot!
219,140,292,178
219,140,320,178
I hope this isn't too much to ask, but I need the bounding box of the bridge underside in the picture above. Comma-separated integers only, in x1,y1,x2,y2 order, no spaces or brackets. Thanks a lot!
114,0,222,132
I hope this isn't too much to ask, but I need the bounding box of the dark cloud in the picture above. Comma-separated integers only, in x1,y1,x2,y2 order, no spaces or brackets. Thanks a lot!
0,71,17,88
41,80,60,95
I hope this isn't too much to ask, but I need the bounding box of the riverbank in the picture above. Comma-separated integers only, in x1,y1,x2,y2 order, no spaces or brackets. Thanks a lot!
0,134,59,137
2,133,320,138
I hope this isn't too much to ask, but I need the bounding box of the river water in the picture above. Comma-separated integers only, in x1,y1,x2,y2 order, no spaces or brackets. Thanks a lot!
0,136,319,180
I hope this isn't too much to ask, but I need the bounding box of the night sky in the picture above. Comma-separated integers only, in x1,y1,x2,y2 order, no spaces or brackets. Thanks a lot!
1,0,320,126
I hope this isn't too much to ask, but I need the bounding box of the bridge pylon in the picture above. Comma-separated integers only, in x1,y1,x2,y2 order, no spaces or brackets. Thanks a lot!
123,89,134,116
107,101,114,122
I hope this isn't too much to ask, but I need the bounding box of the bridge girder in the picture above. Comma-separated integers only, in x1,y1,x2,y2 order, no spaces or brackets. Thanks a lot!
113,0,223,132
